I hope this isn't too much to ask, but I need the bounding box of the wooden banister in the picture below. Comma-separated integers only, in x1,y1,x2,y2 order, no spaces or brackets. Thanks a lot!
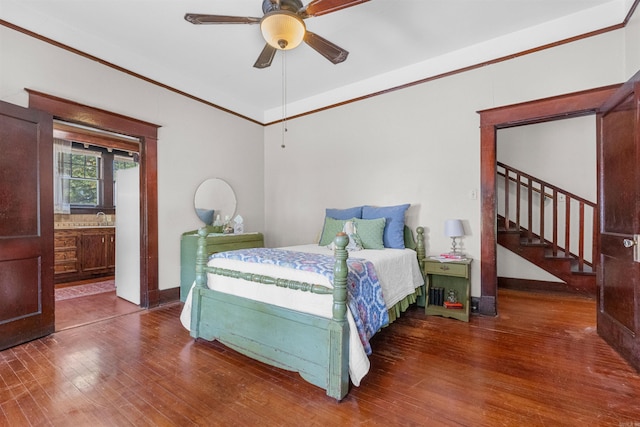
497,162,597,272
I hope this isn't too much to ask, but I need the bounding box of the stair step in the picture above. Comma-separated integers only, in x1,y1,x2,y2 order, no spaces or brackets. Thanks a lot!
543,249,574,260
498,235,596,295
570,263,595,275
497,227,521,234
519,238,548,247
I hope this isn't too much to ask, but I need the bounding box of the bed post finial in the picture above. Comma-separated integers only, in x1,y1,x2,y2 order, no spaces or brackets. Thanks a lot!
195,227,209,289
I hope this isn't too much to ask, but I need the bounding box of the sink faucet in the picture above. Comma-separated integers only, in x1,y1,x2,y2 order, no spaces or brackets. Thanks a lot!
96,211,106,225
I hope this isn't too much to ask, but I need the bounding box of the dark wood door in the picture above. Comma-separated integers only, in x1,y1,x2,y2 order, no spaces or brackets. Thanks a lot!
0,101,54,350
597,71,640,371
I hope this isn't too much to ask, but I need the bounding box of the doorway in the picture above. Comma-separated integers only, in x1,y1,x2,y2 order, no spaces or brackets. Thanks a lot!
477,85,620,316
27,90,161,309
495,116,597,289
52,121,142,329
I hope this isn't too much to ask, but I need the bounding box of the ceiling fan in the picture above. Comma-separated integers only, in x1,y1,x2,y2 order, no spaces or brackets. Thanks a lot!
185,0,369,69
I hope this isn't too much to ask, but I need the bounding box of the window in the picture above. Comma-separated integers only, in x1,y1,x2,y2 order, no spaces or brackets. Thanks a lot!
53,123,140,214
62,149,102,206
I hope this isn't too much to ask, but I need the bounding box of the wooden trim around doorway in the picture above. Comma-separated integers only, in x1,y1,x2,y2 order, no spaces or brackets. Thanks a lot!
477,84,620,316
27,89,161,308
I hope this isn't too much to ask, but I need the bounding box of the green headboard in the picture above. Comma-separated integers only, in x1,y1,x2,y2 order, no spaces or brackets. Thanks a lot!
404,226,417,250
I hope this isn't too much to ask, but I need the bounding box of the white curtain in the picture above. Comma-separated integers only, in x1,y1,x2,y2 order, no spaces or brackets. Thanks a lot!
53,138,71,214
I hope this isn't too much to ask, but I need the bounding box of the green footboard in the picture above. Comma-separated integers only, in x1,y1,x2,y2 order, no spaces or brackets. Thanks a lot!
191,228,350,400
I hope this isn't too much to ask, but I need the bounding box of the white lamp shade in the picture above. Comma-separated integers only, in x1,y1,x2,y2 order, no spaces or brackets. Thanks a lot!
444,219,465,237
260,11,306,50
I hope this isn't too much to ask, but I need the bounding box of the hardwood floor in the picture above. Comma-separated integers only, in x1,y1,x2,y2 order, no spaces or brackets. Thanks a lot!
55,277,142,331
55,290,142,331
2,289,640,426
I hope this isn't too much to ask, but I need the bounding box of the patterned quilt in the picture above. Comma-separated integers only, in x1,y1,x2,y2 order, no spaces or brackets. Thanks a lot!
211,248,389,355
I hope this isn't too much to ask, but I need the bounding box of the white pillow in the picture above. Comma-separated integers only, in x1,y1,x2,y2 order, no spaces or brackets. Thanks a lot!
327,220,363,251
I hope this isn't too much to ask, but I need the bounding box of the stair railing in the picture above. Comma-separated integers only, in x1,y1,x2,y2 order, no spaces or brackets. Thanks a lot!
497,162,597,272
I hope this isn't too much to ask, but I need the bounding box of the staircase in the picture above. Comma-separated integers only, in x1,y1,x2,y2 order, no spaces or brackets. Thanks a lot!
497,162,597,295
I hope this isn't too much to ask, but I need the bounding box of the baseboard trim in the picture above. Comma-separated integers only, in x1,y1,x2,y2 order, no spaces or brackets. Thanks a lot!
498,277,587,296
159,287,180,305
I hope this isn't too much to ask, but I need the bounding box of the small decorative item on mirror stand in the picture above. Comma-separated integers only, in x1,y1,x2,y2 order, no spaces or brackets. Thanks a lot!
212,215,224,233
233,214,244,234
223,215,234,234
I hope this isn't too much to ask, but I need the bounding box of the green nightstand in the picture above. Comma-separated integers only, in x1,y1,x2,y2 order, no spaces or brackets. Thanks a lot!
424,258,471,322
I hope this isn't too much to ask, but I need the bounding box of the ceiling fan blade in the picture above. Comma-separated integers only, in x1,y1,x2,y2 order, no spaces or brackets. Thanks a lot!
304,31,348,64
300,0,370,18
253,44,278,69
184,14,261,25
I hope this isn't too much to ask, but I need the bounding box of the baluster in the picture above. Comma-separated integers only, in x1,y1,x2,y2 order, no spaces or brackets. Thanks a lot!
592,206,598,270
504,168,510,229
565,197,571,258
552,189,558,256
539,183,545,245
516,172,521,231
527,177,533,243
578,202,585,271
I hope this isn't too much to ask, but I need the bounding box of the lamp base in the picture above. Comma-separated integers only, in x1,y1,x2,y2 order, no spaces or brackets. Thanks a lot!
450,236,463,254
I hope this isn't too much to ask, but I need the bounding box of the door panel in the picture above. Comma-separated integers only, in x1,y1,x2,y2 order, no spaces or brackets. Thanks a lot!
0,101,54,350
81,232,108,272
598,75,640,371
0,258,41,322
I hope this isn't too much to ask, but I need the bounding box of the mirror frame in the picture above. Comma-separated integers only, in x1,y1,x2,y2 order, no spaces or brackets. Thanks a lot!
194,178,237,226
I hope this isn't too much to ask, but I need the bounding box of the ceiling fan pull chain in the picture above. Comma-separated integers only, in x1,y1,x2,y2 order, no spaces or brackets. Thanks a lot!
281,50,288,148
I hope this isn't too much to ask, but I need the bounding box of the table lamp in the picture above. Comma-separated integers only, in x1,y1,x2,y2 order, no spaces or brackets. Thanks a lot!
444,219,465,254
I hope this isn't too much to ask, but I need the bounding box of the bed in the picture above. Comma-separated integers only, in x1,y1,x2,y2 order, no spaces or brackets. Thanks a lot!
181,213,425,401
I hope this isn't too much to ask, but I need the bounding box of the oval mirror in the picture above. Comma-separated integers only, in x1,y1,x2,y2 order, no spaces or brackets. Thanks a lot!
194,178,236,226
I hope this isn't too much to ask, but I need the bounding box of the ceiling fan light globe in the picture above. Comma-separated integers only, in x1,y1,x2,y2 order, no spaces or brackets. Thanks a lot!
260,11,306,51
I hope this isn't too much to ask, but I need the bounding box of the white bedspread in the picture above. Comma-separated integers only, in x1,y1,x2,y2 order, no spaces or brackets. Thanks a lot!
180,244,423,386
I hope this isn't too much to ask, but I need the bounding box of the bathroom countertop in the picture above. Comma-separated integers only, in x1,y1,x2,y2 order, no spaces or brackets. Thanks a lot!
54,224,115,230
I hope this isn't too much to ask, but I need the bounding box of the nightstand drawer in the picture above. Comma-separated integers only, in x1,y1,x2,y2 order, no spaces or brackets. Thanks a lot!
424,261,468,278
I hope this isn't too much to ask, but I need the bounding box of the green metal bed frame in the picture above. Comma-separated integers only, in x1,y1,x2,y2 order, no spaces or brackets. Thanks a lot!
190,226,425,401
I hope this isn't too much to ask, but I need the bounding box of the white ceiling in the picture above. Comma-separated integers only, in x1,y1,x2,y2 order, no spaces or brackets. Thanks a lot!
0,0,629,123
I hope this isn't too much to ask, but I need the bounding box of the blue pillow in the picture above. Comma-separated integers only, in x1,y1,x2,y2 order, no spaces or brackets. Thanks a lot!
362,204,410,249
326,206,363,220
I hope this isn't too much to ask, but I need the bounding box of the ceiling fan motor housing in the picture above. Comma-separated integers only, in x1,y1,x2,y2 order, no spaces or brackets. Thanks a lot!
262,0,304,14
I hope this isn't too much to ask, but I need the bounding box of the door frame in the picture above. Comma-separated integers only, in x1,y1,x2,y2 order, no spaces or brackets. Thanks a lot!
477,84,620,316
27,90,161,308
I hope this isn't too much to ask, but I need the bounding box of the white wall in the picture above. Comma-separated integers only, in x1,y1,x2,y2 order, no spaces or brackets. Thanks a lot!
625,0,640,77
498,116,597,202
0,26,265,291
263,30,626,297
